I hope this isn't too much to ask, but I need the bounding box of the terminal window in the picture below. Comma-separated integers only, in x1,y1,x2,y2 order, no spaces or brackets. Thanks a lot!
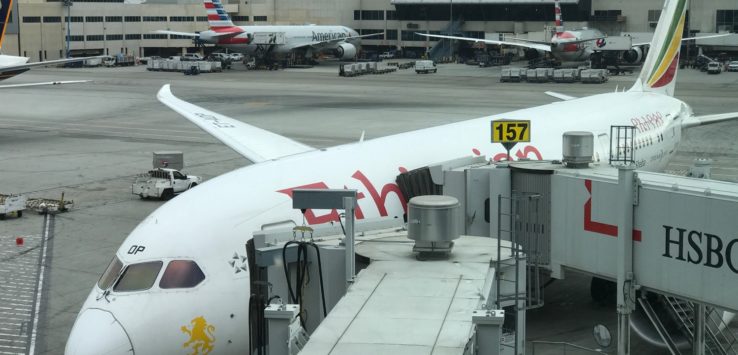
86,16,103,22
126,34,141,40
22,16,41,23
43,16,61,23
386,10,397,20
716,10,738,32
86,35,104,41
232,15,249,21
125,16,141,22
65,16,84,22
386,29,398,40
361,10,384,21
197,16,208,22
170,34,192,39
105,16,122,22
66,35,84,41
170,16,195,22
106,34,123,40
354,10,360,20
143,16,167,22
254,15,267,22
143,33,167,39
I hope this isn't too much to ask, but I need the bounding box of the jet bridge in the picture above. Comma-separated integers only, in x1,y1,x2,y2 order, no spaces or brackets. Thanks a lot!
396,146,738,355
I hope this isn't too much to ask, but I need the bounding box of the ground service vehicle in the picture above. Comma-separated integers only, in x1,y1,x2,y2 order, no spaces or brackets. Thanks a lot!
415,60,437,74
707,62,722,74
0,194,26,219
379,52,395,59
131,168,202,200
728,61,738,72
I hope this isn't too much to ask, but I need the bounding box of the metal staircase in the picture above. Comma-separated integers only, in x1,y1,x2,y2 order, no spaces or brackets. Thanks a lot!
663,296,738,355
494,192,546,355
428,19,464,62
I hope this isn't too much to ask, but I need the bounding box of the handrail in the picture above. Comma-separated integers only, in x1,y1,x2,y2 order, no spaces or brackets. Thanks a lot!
531,340,608,355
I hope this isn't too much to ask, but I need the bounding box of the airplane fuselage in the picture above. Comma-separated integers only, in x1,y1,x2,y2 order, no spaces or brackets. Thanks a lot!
550,28,605,63
67,90,689,354
201,25,361,56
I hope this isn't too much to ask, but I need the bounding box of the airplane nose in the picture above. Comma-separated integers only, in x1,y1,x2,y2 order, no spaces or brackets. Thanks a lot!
65,309,133,354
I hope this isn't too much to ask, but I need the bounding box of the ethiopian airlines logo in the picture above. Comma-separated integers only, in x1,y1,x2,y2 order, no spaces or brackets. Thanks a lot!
181,316,215,355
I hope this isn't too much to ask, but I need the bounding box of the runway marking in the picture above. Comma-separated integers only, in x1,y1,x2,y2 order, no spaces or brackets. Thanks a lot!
28,214,53,355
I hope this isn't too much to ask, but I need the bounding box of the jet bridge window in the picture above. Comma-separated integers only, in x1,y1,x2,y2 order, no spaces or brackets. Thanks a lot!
114,261,163,292
97,256,123,290
159,260,206,289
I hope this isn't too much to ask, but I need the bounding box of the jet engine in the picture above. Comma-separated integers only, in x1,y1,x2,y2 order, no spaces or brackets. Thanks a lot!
336,43,357,60
622,47,644,64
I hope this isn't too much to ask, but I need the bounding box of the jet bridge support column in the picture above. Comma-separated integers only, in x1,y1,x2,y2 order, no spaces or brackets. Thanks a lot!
616,166,637,355
694,303,705,355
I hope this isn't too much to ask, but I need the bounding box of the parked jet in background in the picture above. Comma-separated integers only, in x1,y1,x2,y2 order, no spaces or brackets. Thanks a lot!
66,0,738,354
1,0,96,87
156,0,380,61
418,0,729,65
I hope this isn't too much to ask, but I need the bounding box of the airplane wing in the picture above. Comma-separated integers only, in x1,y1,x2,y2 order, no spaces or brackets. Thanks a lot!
156,84,314,162
682,112,738,129
154,30,199,38
0,80,90,89
544,91,577,101
289,32,383,50
633,33,732,47
1,56,103,72
415,33,552,52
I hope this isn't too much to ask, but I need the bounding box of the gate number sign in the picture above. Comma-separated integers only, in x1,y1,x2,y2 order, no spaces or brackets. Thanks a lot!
491,120,530,143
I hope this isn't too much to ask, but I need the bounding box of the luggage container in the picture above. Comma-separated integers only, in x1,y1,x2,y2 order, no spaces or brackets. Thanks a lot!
552,69,577,83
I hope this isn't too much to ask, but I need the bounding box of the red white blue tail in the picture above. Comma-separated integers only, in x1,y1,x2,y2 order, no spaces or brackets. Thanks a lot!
204,0,235,30
554,0,564,35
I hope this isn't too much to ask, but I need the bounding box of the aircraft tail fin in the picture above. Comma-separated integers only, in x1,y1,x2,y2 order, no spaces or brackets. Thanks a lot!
554,0,564,35
1,0,13,50
630,0,688,97
204,0,236,30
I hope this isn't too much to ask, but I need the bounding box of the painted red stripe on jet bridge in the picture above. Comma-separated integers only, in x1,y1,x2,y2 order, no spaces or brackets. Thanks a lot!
584,179,642,242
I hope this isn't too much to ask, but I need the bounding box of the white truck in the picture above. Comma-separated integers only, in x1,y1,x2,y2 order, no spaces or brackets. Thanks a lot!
0,194,27,219
415,60,437,74
132,168,202,200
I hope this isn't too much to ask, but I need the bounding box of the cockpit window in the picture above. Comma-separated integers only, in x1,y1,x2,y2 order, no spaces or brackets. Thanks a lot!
159,260,206,289
97,256,123,290
113,261,163,292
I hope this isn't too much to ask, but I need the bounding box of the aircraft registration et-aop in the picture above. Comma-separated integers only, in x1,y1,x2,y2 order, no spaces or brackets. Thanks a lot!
65,0,738,353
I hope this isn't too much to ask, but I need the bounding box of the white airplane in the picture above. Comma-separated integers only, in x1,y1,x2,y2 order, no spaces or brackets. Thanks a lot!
417,0,730,65
0,0,97,87
156,0,380,61
65,0,738,353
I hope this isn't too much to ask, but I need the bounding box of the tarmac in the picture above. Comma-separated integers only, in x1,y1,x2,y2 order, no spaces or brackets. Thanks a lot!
0,60,737,354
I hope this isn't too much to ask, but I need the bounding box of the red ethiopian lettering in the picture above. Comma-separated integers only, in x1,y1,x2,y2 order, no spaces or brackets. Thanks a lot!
351,170,407,216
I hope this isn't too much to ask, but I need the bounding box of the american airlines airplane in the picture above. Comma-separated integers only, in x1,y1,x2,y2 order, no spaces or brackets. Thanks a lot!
156,0,379,61
418,0,729,66
65,0,738,353
0,0,97,87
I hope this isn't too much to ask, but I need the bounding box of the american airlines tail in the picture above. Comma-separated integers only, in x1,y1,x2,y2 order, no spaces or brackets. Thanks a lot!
1,0,13,50
631,0,687,97
553,0,564,35
204,0,236,30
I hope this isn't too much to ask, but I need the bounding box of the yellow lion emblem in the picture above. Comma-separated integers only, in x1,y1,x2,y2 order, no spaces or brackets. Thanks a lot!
181,316,215,355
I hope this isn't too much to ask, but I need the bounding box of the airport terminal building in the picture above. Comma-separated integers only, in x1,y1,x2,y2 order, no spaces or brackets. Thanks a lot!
2,0,737,61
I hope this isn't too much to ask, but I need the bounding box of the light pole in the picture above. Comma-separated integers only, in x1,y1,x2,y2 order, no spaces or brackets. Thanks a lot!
63,0,72,58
